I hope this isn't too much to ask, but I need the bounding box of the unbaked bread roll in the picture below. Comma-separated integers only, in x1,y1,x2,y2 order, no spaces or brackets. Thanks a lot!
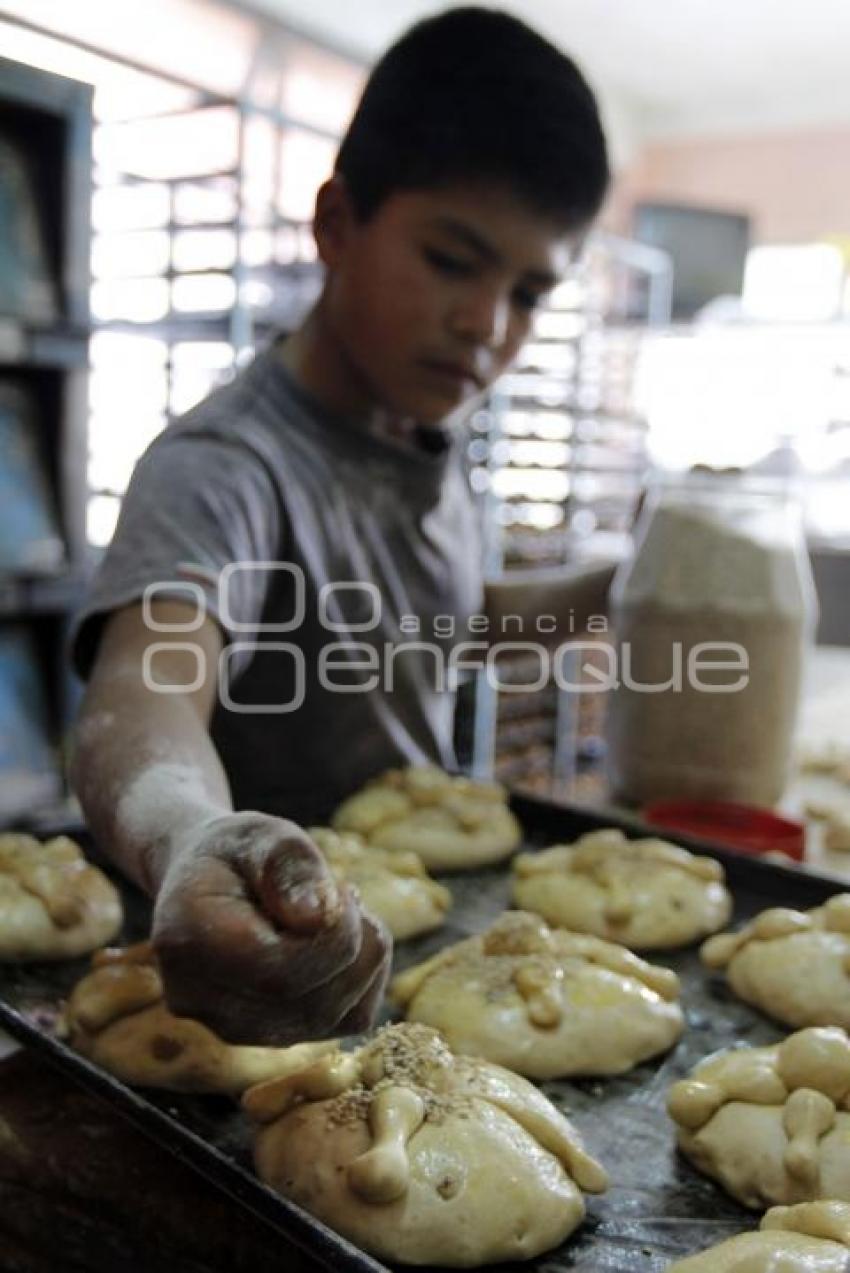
331,765,522,871
307,827,451,940
667,1200,850,1272
61,942,337,1095
0,832,122,960
668,1026,850,1209
512,828,731,950
807,800,850,853
243,1022,607,1266
799,743,850,784
702,895,850,1029
390,911,684,1079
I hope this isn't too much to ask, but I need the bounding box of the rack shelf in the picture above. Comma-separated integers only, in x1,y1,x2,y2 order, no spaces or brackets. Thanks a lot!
468,235,672,800
0,57,92,823
0,318,89,369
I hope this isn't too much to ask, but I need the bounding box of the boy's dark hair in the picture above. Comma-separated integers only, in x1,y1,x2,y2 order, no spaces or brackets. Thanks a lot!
335,6,610,229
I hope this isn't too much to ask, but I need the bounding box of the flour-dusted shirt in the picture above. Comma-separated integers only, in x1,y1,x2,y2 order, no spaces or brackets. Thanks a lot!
72,341,484,825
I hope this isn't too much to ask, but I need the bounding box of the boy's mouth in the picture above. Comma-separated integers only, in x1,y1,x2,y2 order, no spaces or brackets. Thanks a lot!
418,358,485,392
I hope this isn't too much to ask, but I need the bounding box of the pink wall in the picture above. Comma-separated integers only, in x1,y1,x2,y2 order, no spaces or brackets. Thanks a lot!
606,128,850,244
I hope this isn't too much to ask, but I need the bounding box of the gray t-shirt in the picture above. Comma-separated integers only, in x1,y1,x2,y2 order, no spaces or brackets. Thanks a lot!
72,341,483,825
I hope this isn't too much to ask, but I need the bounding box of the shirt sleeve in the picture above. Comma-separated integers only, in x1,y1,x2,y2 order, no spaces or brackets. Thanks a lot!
70,430,282,680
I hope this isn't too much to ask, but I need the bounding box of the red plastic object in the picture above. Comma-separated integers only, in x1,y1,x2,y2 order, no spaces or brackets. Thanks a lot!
643,799,806,861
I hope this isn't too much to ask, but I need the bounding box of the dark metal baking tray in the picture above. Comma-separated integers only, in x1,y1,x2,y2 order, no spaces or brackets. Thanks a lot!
0,794,844,1272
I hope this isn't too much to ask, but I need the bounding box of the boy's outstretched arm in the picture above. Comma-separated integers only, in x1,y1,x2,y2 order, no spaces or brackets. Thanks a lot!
69,600,391,1046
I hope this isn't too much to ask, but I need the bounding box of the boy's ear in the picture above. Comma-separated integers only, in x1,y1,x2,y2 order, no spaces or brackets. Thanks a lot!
312,176,357,267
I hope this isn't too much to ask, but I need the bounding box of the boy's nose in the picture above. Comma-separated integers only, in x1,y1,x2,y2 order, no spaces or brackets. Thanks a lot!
450,290,510,349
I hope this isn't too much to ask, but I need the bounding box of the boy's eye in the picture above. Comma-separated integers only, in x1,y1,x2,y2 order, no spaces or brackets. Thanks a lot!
424,247,476,277
512,287,543,313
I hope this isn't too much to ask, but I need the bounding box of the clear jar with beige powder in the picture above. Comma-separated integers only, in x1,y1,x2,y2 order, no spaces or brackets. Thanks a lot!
606,472,817,807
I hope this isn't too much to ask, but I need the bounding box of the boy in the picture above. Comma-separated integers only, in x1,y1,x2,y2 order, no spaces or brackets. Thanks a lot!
70,7,610,1045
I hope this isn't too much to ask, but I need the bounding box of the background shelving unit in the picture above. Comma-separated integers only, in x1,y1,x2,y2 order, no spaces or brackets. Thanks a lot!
74,30,362,550
85,97,329,543
0,55,92,820
462,235,672,800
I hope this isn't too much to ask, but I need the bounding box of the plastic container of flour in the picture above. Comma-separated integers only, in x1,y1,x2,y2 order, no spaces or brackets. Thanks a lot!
606,472,817,808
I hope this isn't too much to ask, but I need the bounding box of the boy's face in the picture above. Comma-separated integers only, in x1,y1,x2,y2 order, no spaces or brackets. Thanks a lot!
316,181,577,426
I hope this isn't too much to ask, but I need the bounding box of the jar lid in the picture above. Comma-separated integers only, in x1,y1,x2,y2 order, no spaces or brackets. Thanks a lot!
643,799,805,861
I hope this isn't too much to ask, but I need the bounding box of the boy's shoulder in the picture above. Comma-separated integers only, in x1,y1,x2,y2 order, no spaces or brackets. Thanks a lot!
165,344,295,449
141,342,330,487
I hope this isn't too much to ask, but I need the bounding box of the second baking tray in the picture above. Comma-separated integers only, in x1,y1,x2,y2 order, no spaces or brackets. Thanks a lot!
0,793,843,1273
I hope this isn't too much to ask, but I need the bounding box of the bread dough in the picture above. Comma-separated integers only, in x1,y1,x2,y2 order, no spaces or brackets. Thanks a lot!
331,765,522,872
390,911,684,1079
307,827,451,940
244,1021,608,1266
0,833,122,960
702,896,850,1029
799,743,850,784
667,1200,850,1272
61,942,338,1095
807,800,850,853
512,828,732,951
668,1026,850,1209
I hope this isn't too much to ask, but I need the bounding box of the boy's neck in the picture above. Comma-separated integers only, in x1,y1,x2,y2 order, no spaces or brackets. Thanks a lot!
278,304,415,441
